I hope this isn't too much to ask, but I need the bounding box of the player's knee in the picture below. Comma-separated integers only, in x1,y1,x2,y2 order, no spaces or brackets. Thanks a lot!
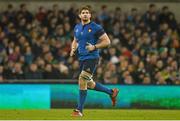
78,71,92,89
87,80,95,89
79,70,92,81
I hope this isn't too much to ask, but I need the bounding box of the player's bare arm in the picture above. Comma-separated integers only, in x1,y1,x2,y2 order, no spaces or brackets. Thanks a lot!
70,37,78,57
86,33,110,51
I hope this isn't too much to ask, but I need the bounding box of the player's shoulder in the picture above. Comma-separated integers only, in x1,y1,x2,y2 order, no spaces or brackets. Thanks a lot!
74,23,81,32
91,21,103,30
91,21,101,27
74,23,81,28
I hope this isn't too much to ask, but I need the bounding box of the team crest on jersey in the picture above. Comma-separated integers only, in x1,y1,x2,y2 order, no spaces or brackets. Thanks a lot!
88,28,92,32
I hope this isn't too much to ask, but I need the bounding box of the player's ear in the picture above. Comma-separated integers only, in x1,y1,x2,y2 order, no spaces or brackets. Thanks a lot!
78,14,81,19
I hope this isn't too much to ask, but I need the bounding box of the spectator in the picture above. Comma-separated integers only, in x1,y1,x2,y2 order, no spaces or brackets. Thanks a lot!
108,47,119,64
8,62,24,79
159,6,170,23
36,6,47,23
24,46,34,65
25,63,42,79
43,64,60,79
16,4,33,23
43,64,54,79
94,66,104,83
0,65,4,82
8,45,21,62
0,47,7,64
69,60,79,79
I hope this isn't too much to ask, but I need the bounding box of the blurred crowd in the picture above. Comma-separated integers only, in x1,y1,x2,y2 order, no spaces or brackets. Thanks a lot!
0,3,179,84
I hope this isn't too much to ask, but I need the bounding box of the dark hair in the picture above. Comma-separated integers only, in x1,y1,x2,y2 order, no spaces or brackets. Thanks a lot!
79,6,92,14
8,4,13,9
20,3,26,9
149,4,155,8
162,6,168,10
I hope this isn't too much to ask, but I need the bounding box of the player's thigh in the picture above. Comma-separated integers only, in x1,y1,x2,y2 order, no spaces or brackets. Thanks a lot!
82,58,99,74
78,59,98,86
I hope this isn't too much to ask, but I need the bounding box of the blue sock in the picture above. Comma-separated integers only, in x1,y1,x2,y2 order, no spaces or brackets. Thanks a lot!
94,82,113,95
77,90,87,113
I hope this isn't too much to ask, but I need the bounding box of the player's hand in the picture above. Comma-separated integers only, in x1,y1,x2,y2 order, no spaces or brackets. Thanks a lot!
70,48,76,57
86,42,96,51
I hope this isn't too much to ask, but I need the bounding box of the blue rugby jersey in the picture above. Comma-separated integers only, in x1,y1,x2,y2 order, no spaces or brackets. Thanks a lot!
74,21,105,60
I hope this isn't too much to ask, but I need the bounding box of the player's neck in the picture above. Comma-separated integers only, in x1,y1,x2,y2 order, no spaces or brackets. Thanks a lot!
81,20,91,25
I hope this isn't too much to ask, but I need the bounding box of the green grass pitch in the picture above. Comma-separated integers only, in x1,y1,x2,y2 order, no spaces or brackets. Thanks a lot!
0,109,180,120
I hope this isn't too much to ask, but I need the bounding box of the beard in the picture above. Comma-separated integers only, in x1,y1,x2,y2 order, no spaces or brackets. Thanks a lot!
81,16,90,22
82,19,89,23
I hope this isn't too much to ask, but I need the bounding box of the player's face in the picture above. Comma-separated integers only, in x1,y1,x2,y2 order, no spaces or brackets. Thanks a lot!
79,9,91,22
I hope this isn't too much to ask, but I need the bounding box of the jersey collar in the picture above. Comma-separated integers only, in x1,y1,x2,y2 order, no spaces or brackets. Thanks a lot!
81,21,92,27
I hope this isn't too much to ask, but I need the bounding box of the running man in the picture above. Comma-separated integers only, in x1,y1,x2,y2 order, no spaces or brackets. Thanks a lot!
70,6,119,117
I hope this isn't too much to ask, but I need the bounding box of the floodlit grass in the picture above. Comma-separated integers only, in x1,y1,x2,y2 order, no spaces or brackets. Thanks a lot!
0,109,180,120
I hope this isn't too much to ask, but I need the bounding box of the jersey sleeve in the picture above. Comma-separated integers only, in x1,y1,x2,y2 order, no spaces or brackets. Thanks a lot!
95,24,105,38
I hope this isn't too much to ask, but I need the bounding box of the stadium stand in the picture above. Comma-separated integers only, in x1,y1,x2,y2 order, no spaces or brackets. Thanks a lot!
0,3,179,84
